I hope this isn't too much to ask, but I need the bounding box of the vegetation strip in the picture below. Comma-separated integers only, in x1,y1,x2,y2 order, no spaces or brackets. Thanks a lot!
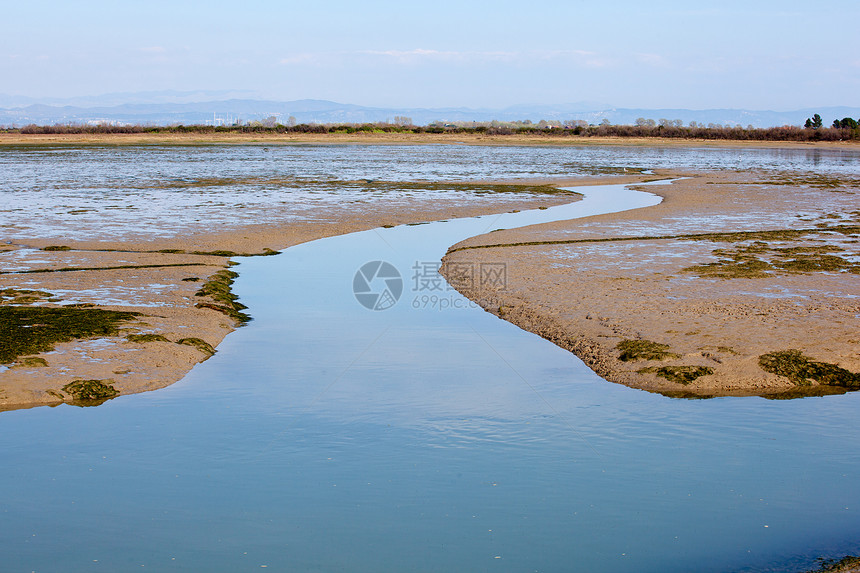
446,225,860,253
652,366,714,385
36,246,279,257
0,306,140,364
193,269,251,325
684,243,860,278
616,339,679,362
759,350,860,388
62,379,119,403
125,333,216,358
7,119,860,141
147,177,573,196
177,337,216,356
0,262,211,275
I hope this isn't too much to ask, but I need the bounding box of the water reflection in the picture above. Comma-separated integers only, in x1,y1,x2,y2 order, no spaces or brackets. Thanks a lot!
0,155,859,572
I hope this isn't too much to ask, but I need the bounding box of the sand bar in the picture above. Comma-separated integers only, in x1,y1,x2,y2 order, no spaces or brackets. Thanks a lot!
0,163,601,410
3,136,858,408
442,169,860,397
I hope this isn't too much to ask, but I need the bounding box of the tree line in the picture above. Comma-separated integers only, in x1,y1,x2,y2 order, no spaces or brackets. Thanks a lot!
7,117,860,141
804,113,859,130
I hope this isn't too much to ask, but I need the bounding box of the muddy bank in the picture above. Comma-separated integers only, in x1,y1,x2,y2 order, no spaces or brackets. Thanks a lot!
442,170,860,398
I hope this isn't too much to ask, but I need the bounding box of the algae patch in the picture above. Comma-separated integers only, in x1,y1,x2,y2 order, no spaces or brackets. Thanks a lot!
617,339,679,362
13,356,49,368
640,365,714,385
152,176,575,198
684,242,860,279
62,379,119,403
0,288,55,305
194,269,250,325
759,350,860,388
0,306,140,364
126,333,171,344
177,337,216,357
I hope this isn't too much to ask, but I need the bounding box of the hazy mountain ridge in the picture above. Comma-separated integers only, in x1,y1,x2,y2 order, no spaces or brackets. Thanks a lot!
1,95,857,128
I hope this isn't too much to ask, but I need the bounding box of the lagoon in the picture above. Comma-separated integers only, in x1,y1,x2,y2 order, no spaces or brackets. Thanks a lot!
1,144,859,572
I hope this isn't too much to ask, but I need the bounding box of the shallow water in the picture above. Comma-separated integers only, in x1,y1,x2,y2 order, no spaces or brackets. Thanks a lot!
2,143,859,242
1,145,859,572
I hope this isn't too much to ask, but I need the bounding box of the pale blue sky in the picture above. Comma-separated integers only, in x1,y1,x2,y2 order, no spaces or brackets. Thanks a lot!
3,0,858,109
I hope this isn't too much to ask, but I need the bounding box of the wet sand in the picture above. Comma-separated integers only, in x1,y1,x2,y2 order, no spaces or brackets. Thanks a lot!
0,177,597,410
442,170,860,397
3,135,859,407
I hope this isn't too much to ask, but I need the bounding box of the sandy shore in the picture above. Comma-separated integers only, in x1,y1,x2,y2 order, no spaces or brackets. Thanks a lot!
0,173,607,411
442,169,860,397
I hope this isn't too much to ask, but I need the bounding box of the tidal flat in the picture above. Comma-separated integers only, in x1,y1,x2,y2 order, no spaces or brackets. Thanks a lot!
443,168,860,398
1,140,859,573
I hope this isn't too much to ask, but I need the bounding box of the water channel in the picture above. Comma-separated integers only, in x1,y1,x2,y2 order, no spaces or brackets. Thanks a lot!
1,145,859,572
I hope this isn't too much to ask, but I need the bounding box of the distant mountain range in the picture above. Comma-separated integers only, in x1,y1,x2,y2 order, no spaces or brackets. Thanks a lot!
1,93,858,129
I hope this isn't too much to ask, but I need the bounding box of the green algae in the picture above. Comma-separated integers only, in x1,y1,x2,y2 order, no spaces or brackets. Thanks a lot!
685,257,773,279
13,356,48,368
194,269,250,324
617,339,679,362
446,225,860,254
642,365,714,385
126,333,171,343
684,242,860,279
761,174,860,190
0,306,140,364
759,349,860,388
713,174,860,190
150,175,577,197
62,379,119,403
0,262,209,275
177,337,216,357
0,288,55,305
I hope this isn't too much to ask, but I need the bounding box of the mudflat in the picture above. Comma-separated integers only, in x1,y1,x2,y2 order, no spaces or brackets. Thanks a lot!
0,169,588,410
442,169,860,397
3,137,858,408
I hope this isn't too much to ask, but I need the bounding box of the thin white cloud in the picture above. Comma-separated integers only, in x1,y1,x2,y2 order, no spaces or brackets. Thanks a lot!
278,48,516,67
634,53,669,67
279,53,319,65
362,48,450,57
275,47,633,71
537,49,598,58
359,48,516,63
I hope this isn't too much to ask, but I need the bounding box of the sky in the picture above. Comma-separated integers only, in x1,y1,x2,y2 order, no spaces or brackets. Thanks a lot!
2,0,859,110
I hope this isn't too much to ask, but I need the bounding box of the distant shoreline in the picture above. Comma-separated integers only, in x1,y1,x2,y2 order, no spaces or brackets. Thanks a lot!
2,131,858,148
